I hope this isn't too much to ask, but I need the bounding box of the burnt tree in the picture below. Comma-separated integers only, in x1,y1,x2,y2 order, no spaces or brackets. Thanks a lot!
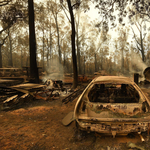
7,29,13,67
0,35,8,68
67,0,78,89
131,22,146,62
28,0,39,83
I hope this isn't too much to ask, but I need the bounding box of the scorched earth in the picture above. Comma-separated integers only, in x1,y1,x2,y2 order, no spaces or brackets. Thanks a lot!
1,88,150,150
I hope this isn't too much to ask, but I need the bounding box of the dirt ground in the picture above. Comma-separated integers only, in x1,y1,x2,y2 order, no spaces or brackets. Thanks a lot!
1,87,150,150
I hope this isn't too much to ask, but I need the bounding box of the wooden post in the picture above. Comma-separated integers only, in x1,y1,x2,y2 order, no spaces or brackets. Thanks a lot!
134,73,139,85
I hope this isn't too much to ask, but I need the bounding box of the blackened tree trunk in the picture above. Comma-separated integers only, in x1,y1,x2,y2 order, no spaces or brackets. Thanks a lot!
63,50,66,66
76,15,81,74
55,15,61,64
121,48,124,73
84,56,85,74
42,28,45,71
49,19,53,65
76,29,81,75
21,49,23,67
94,53,97,72
0,35,8,68
8,29,13,67
140,32,145,62
46,38,49,66
0,45,2,68
51,8,61,64
67,0,78,89
28,0,39,83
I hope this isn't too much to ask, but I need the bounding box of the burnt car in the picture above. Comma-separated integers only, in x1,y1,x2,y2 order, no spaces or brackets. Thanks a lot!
73,76,150,137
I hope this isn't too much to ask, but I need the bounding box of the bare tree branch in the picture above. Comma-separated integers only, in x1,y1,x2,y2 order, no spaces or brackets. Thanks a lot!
135,22,141,33
0,34,8,46
131,26,141,46
142,33,147,40
136,44,142,52
0,18,15,34
0,0,11,7
61,4,71,23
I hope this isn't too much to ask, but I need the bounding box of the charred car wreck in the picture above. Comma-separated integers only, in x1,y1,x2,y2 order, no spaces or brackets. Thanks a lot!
70,76,150,138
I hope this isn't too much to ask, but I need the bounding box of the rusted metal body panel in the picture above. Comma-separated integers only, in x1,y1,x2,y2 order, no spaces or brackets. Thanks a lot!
74,76,150,137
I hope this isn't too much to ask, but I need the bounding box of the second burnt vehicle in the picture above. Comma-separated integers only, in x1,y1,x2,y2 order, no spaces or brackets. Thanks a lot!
63,76,150,138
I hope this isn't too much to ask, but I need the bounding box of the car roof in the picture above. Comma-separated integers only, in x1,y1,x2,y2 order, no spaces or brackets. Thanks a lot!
92,76,134,84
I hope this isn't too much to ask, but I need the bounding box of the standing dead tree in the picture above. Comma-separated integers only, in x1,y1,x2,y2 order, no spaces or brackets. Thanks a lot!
66,0,79,89
0,35,8,68
131,21,147,62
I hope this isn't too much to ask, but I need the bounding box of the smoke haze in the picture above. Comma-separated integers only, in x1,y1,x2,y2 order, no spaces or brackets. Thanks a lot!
130,51,147,73
42,58,64,82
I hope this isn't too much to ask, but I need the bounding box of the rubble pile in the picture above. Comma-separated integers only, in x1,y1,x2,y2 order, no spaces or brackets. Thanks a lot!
0,79,72,110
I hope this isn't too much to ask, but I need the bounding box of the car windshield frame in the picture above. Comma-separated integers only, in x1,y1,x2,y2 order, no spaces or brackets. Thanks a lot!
86,82,144,104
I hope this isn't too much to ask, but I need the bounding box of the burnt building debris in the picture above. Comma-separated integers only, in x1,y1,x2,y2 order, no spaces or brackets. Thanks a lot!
0,68,22,77
62,86,86,104
0,77,24,86
44,79,65,91
0,79,71,110
0,84,46,110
